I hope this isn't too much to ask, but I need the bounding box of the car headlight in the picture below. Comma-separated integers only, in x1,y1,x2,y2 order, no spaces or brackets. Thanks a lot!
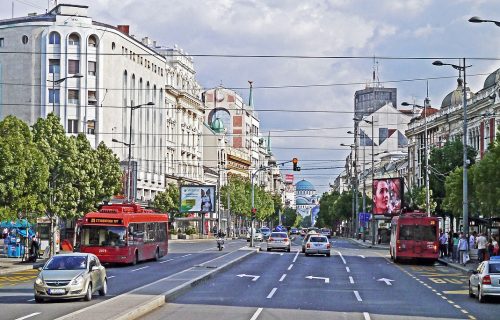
35,277,44,285
71,275,84,285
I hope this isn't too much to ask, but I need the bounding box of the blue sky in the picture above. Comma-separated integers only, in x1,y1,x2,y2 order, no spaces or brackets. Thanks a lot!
3,0,500,194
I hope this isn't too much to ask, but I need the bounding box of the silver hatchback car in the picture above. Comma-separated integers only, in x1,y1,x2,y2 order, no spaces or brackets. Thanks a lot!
34,253,107,302
267,232,291,252
304,235,331,257
469,259,500,303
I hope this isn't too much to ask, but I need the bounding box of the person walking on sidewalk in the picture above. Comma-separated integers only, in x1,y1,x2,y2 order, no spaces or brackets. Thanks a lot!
452,232,459,263
458,232,468,266
447,231,453,258
477,233,487,262
439,231,448,258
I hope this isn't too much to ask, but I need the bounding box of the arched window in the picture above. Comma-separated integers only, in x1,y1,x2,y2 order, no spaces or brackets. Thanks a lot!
68,33,80,46
88,35,97,47
49,31,60,44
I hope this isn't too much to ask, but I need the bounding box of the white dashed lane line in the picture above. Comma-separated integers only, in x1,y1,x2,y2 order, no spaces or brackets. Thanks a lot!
279,274,287,282
354,290,362,302
346,266,350,273
287,264,293,271
131,266,149,272
267,287,277,299
159,258,174,264
349,276,354,284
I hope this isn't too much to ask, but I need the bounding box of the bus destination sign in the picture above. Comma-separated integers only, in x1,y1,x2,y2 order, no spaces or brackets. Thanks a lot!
87,218,123,225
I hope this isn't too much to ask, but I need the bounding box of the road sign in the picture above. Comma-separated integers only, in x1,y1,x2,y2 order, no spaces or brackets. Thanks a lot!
359,213,371,227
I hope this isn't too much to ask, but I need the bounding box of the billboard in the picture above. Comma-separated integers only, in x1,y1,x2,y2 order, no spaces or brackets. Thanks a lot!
180,185,216,213
372,177,403,216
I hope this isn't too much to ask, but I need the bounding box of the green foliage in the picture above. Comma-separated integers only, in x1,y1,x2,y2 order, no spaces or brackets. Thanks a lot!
152,183,180,218
185,227,197,235
443,166,475,216
95,141,122,201
0,116,49,220
281,207,297,226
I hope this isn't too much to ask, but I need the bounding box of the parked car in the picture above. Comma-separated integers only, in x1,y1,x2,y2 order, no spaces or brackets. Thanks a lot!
320,228,332,238
468,259,500,302
267,232,291,252
246,228,263,242
34,253,107,303
260,227,271,240
304,235,331,257
301,230,320,253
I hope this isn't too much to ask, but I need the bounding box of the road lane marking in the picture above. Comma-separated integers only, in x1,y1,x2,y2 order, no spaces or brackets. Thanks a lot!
349,276,354,284
180,254,192,258
293,250,299,262
443,290,469,294
107,276,115,279
160,258,175,264
363,312,371,320
337,251,346,264
250,308,263,320
15,313,41,320
354,290,362,302
279,274,287,282
287,264,293,270
131,266,149,272
267,287,277,299
359,255,365,258
346,266,350,273
27,298,35,302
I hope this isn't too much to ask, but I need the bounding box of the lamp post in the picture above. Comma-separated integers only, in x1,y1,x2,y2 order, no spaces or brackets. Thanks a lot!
47,74,83,116
341,143,356,236
433,59,471,235
402,100,431,216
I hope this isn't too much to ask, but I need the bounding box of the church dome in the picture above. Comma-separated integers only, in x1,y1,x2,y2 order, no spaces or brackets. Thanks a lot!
296,197,309,205
441,78,474,109
483,68,500,89
210,117,225,133
295,179,315,191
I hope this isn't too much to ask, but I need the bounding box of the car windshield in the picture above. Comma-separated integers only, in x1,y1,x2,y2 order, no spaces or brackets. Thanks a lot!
310,237,327,243
261,228,270,233
81,226,127,247
271,233,287,238
489,263,500,274
44,255,87,270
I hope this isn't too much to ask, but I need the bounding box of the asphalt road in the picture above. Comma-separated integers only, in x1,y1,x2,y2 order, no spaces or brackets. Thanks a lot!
0,238,249,320
142,237,500,320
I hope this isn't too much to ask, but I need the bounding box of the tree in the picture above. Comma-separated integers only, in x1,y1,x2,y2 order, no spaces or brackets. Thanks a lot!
0,116,48,220
153,183,180,218
316,191,339,228
72,134,99,216
443,166,475,217
95,141,122,201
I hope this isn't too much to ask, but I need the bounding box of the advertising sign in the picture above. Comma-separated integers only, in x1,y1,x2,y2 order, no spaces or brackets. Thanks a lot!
372,177,404,216
285,174,294,184
180,185,216,213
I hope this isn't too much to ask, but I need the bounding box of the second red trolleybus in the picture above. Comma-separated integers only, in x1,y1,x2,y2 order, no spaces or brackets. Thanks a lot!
390,212,439,263
79,203,168,265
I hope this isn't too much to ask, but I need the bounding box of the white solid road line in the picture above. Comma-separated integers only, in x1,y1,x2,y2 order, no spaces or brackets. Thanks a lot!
363,312,371,320
287,264,293,270
15,313,41,320
250,308,263,320
292,250,299,263
279,274,287,282
349,276,354,284
337,251,346,264
159,258,175,264
131,266,149,272
267,287,277,299
354,290,362,302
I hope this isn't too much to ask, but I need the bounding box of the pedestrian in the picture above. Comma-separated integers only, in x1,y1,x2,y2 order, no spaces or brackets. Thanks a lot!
476,232,487,262
439,230,448,258
447,231,453,257
469,231,476,250
492,235,499,256
458,232,468,266
2,227,8,239
452,232,459,263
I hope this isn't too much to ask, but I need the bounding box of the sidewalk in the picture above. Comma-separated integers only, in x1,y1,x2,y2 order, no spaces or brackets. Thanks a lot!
347,237,480,273
0,256,44,275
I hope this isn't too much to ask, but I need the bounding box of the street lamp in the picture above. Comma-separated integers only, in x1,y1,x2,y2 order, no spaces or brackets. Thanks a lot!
433,59,471,235
341,143,356,237
47,74,83,116
402,100,431,216
119,102,154,202
469,16,500,27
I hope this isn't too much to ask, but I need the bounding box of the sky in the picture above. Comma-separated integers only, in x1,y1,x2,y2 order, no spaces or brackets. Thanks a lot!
3,0,500,194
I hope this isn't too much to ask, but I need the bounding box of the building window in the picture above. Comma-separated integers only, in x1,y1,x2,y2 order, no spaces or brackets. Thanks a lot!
111,42,116,50
48,89,60,103
68,33,80,46
88,90,97,105
87,120,95,135
48,32,60,44
67,119,78,133
88,61,96,76
22,35,28,44
49,59,60,74
88,35,97,47
68,59,80,74
68,89,79,104
0,38,4,47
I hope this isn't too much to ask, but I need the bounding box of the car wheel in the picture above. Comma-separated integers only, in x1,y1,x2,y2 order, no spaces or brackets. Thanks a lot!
326,253,331,257
302,248,305,253
287,247,291,252
34,296,44,303
305,253,309,256
468,282,474,298
99,279,107,296
478,286,486,303
267,248,271,252
84,283,93,301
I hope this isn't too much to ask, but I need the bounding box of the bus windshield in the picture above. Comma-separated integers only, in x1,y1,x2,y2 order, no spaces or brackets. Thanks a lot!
399,225,436,241
81,226,127,247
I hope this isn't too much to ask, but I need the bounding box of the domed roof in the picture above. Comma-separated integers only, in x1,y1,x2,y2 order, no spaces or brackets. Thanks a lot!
441,78,474,109
296,179,315,191
484,68,500,89
296,197,309,205
211,118,225,133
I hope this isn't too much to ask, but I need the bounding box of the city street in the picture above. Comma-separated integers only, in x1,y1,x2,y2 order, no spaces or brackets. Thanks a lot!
142,238,500,320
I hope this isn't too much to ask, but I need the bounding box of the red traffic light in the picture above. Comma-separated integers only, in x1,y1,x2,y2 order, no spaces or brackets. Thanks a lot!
292,157,298,164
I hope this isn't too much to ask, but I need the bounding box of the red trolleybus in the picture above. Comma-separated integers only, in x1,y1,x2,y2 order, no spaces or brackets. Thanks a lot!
390,212,439,263
79,203,168,265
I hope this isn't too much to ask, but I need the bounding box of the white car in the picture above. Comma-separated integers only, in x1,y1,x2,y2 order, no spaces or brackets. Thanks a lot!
469,259,500,302
246,228,263,242
267,232,291,252
304,235,331,257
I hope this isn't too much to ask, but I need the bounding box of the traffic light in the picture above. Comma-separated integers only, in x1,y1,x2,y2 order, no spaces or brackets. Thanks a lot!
292,158,301,171
251,207,257,220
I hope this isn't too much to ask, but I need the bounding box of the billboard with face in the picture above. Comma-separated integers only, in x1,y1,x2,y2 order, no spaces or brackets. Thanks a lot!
180,185,216,213
372,177,403,216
